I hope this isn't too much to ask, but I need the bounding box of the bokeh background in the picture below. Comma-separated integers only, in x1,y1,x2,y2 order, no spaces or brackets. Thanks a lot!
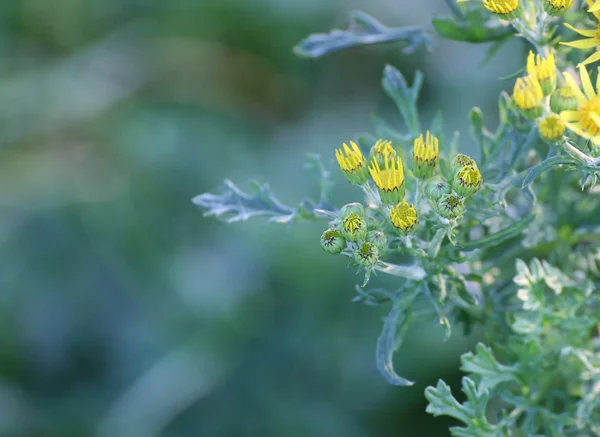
0,1,524,436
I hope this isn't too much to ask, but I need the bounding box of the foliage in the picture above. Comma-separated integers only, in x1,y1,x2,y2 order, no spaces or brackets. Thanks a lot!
197,1,600,435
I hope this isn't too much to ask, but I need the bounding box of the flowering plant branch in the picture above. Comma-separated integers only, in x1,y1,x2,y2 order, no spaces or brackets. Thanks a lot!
196,0,600,434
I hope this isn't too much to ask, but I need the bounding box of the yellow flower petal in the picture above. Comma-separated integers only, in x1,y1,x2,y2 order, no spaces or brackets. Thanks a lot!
562,72,587,105
579,50,600,68
563,23,597,38
561,38,599,50
560,110,580,121
579,65,596,99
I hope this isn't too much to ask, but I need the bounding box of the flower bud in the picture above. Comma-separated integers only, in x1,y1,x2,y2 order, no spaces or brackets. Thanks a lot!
354,241,379,267
412,131,439,179
340,202,364,219
367,231,388,251
335,141,369,185
438,194,465,219
452,154,476,169
453,165,483,197
368,139,396,168
550,84,578,114
341,212,368,242
542,0,572,16
527,51,556,96
320,228,346,254
369,155,406,205
427,180,452,203
483,0,520,20
538,114,566,143
390,200,418,234
513,76,544,120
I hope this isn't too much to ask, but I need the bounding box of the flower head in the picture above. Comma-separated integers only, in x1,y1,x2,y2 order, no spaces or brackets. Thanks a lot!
354,241,379,267
453,164,483,197
369,155,406,205
550,83,579,113
560,65,600,145
542,0,572,15
438,194,465,220
390,200,418,233
368,139,396,167
452,154,476,169
483,0,520,20
335,141,369,185
513,76,544,119
412,131,439,179
367,230,388,251
527,51,556,95
538,114,566,143
560,22,600,68
427,180,451,203
321,228,346,254
341,212,368,242
340,202,364,219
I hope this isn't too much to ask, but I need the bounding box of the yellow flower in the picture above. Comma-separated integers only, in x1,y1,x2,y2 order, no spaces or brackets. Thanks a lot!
527,51,556,95
335,141,369,185
454,165,483,197
483,0,520,20
560,65,600,145
412,131,439,179
513,76,544,119
368,139,395,167
369,155,406,205
538,115,566,143
542,0,572,16
560,12,600,68
341,213,367,242
452,154,476,169
390,201,418,233
589,0,600,16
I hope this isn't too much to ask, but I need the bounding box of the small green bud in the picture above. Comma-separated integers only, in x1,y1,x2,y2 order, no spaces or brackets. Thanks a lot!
367,231,387,251
354,241,379,267
368,139,396,168
340,202,364,219
453,165,483,197
320,228,346,254
438,194,465,219
427,180,452,203
452,154,476,169
341,213,368,242
550,84,578,114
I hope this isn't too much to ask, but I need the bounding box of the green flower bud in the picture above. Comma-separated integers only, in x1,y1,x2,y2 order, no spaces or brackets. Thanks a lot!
550,84,578,114
453,165,483,197
427,180,452,203
354,241,379,267
340,202,364,219
367,231,388,251
412,131,439,179
438,194,465,219
341,212,368,242
452,154,476,169
542,0,572,16
368,139,396,168
320,228,346,254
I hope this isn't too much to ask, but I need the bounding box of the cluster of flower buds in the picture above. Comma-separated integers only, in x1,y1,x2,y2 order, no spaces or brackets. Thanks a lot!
324,133,484,265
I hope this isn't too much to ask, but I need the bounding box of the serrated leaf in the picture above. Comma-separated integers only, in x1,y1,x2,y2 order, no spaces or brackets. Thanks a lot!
461,343,519,390
294,11,433,58
426,379,471,423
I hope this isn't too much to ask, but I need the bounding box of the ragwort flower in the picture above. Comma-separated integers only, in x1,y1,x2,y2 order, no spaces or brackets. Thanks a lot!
341,212,367,242
483,0,520,20
412,131,439,179
527,51,556,95
335,142,369,185
369,154,406,205
390,201,418,233
453,164,483,197
513,76,544,119
368,139,396,167
560,65,600,145
560,5,600,68
538,114,566,143
542,0,572,15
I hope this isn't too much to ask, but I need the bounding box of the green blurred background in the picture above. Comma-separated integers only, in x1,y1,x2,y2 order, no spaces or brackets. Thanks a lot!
0,1,523,436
